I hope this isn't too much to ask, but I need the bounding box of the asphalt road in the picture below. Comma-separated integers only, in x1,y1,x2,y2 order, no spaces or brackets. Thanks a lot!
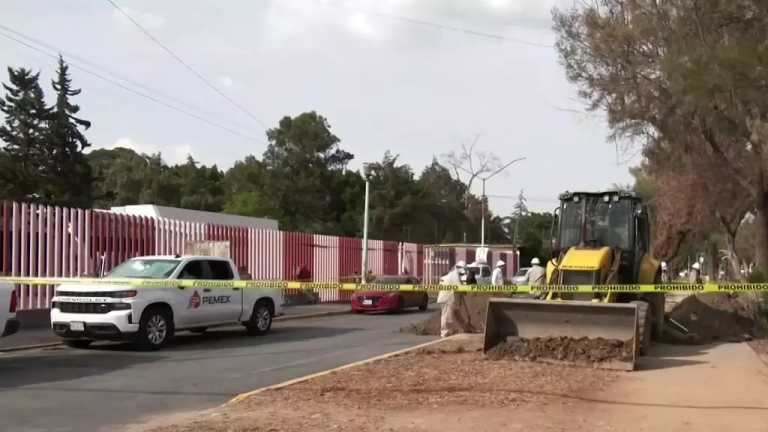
1,307,437,432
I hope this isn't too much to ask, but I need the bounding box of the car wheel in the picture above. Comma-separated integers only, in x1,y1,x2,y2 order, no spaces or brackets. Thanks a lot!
189,327,207,334
246,301,272,336
397,296,405,313
135,307,174,351
63,339,92,349
418,295,428,311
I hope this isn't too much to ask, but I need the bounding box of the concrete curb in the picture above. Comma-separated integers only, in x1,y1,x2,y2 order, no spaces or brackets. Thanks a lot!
0,341,63,353
0,309,350,353
228,334,454,404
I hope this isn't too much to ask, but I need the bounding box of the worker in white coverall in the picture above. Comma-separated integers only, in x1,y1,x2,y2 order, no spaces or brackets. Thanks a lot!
491,260,505,286
689,262,703,284
525,257,546,286
438,261,466,338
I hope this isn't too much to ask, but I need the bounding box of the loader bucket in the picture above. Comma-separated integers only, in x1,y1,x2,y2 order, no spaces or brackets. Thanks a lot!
483,298,638,371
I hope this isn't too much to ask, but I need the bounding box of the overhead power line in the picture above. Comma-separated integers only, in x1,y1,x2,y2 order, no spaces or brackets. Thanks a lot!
105,0,269,129
323,1,553,48
0,23,257,135
0,28,260,140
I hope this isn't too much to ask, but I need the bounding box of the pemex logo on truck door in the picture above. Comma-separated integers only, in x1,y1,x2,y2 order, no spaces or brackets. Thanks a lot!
188,290,201,309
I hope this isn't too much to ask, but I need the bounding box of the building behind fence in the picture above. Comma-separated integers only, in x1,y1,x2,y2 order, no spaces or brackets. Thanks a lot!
1,201,426,310
1,202,519,311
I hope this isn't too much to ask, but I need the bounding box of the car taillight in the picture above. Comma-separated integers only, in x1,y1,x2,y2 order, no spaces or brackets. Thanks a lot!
9,290,17,313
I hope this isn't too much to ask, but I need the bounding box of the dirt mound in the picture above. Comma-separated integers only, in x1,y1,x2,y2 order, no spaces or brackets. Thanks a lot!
401,293,513,335
487,336,634,364
668,293,764,343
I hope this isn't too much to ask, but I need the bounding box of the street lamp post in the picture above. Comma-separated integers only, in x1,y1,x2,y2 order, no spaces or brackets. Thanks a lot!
361,164,371,284
479,157,526,246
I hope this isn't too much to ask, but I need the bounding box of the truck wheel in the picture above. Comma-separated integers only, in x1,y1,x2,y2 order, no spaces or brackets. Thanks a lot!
631,300,653,356
135,307,174,351
63,340,92,349
246,301,272,336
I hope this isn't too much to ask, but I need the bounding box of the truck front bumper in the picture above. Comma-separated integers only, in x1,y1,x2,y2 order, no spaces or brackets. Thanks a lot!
51,309,139,341
2,318,20,337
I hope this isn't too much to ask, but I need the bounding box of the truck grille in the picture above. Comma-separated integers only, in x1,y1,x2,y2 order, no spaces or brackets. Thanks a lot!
57,291,122,298
56,302,116,314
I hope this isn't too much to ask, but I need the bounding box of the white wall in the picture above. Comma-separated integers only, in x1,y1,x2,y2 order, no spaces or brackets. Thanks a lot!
110,205,278,230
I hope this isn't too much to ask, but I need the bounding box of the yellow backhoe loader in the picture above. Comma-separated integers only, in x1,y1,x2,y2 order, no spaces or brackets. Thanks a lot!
484,191,665,370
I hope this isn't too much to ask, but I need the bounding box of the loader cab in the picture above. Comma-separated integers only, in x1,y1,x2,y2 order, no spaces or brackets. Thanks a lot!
552,191,649,283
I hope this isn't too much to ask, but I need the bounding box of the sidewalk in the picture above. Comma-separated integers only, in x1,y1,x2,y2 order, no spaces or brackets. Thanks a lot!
0,303,350,351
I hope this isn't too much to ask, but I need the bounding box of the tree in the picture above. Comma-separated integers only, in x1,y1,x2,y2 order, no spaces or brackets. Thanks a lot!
553,1,767,270
504,211,553,266
512,189,528,245
262,111,354,233
44,56,94,207
441,135,500,206
0,67,49,201
88,148,179,208
365,152,422,241
441,137,502,241
223,191,281,220
417,159,467,242
170,156,226,212
223,155,267,196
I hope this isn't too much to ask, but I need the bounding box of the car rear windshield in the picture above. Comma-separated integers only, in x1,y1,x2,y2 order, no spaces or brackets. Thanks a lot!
107,259,180,279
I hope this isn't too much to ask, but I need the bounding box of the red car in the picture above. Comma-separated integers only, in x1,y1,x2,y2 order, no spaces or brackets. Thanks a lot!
351,275,429,313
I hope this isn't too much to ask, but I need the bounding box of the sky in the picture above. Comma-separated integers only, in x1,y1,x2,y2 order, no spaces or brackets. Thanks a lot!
1,0,639,214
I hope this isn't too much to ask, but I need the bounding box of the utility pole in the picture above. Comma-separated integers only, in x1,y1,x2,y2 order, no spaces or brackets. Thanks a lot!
361,164,371,283
479,157,526,246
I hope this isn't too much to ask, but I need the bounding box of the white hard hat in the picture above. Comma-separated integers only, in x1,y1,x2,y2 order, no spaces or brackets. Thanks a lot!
692,262,700,270
531,257,540,265
661,261,667,270
455,260,466,268
496,260,505,267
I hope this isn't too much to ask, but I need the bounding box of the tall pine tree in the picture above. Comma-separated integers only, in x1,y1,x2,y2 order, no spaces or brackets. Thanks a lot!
0,67,50,201
44,56,93,207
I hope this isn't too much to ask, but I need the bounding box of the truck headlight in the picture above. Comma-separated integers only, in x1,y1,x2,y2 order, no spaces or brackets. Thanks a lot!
112,290,138,298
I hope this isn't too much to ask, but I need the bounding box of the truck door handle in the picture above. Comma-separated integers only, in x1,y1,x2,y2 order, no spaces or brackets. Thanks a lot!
203,288,212,292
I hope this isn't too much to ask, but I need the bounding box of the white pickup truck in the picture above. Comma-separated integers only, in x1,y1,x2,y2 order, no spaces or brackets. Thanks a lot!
0,283,19,337
50,255,283,350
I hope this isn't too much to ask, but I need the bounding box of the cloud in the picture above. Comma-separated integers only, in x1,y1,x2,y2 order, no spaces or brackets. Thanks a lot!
111,7,167,31
347,11,375,36
106,138,192,166
218,75,234,88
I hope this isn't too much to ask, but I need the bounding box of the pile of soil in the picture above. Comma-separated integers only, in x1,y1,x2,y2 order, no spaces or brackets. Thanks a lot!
486,336,634,364
401,293,513,335
668,293,765,343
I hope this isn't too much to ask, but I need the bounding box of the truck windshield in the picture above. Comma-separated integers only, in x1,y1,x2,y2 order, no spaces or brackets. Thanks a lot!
559,197,632,250
107,259,180,279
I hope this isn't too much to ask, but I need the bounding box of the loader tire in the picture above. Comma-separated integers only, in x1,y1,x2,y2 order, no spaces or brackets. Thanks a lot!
631,300,653,356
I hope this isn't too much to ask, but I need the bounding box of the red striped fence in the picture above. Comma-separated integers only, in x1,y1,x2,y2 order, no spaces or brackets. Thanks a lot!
1,201,424,310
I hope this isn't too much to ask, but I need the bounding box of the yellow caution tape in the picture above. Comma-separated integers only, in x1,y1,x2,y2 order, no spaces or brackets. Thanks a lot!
0,277,765,293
